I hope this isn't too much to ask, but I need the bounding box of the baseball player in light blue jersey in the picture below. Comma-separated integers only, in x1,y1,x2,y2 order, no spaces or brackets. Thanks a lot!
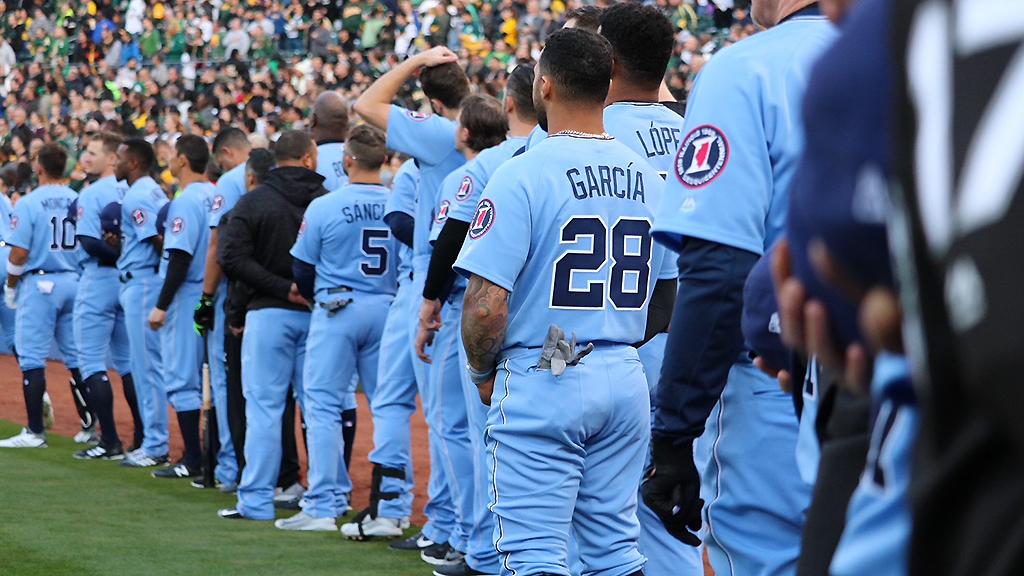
645,3,835,575
417,74,536,576
414,94,515,576
454,30,676,576
341,157,421,541
147,135,215,480
0,192,16,355
193,127,250,489
70,133,141,460
830,353,915,576
312,91,351,193
0,144,82,449
354,45,470,565
596,4,699,574
114,139,171,467
277,125,398,532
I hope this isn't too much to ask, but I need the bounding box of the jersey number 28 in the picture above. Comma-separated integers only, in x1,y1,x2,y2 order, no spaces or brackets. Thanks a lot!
551,216,652,310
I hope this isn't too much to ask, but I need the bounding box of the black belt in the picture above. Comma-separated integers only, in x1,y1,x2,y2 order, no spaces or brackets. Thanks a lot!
118,267,158,283
24,269,64,276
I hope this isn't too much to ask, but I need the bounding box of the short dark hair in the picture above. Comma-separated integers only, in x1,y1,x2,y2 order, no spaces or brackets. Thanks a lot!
122,138,157,173
539,28,613,105
94,131,123,154
246,148,276,184
36,143,68,179
459,95,509,152
600,3,675,90
212,126,249,154
274,130,315,162
175,134,210,174
506,65,536,121
345,125,388,170
420,62,470,110
563,5,602,31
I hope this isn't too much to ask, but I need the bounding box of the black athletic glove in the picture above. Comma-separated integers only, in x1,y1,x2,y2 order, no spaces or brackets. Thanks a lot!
193,292,216,336
642,437,704,547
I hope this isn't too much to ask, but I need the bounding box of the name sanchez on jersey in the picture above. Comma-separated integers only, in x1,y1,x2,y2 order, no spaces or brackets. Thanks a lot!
342,201,387,224
566,162,648,203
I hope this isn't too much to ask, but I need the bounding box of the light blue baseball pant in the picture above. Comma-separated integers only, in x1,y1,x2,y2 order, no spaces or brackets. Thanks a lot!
427,292,474,555
236,307,309,521
0,254,16,353
486,344,650,576
15,272,78,371
303,292,392,519
160,281,204,412
453,297,500,573
210,284,238,485
73,266,131,377
119,269,169,458
695,361,811,576
368,275,419,520
830,354,915,576
408,274,457,544
636,333,704,576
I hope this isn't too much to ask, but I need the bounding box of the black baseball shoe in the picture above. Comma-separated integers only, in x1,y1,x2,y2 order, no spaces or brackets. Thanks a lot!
432,559,499,576
152,460,201,479
389,531,436,551
421,542,464,567
74,442,125,461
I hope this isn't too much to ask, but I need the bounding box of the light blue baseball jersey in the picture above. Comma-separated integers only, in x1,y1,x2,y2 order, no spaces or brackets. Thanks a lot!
385,105,465,274
208,162,247,228
454,134,675,350
76,175,128,267
291,183,399,297
604,102,684,179
8,185,79,273
316,142,349,192
522,125,548,152
163,181,214,282
443,136,529,226
0,193,12,241
118,176,168,272
652,15,838,255
385,158,418,279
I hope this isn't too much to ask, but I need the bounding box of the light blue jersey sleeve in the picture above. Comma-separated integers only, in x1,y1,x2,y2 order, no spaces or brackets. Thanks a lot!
7,196,39,253
163,186,206,257
209,163,247,227
453,167,529,292
290,201,324,267
386,105,457,166
76,177,125,240
385,159,419,218
429,168,476,244
129,189,164,242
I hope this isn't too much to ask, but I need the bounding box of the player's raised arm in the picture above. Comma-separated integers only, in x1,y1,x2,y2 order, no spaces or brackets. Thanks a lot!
353,46,458,131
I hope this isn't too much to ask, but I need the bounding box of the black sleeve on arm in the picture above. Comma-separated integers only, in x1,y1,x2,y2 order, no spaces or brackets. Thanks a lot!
156,249,193,311
635,278,677,348
385,211,415,249
292,259,315,302
219,200,292,300
423,219,470,301
78,235,119,266
653,238,759,448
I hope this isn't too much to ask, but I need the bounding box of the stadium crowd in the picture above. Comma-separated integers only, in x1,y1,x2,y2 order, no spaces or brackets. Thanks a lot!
0,0,754,197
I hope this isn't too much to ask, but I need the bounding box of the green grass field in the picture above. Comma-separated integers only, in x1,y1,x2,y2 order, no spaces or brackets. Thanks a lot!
0,420,430,576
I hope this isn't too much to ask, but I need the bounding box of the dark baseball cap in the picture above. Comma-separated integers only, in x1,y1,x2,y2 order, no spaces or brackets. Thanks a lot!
742,248,790,373
100,201,122,235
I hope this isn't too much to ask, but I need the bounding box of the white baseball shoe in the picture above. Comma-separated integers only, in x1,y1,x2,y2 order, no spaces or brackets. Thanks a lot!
341,513,409,540
274,511,337,531
73,424,99,445
273,482,306,509
0,428,47,448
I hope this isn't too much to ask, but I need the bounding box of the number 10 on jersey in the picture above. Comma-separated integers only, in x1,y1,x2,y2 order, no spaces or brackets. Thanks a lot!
551,216,653,310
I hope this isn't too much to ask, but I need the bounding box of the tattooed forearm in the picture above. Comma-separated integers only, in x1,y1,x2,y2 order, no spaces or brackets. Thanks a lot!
461,274,510,372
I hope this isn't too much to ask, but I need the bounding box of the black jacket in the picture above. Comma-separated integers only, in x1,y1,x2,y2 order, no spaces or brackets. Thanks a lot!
219,166,326,312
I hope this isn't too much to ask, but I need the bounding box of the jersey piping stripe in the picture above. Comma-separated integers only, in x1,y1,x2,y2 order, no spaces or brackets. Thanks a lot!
488,359,516,576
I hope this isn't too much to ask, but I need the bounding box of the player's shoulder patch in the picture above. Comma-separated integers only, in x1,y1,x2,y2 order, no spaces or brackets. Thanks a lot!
131,208,146,226
455,176,474,202
435,200,451,223
407,110,432,122
468,198,496,240
171,216,184,235
298,217,307,237
9,215,17,230
210,194,225,212
675,124,729,189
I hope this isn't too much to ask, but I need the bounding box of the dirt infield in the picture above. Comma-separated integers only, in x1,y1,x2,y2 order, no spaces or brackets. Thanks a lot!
0,354,431,525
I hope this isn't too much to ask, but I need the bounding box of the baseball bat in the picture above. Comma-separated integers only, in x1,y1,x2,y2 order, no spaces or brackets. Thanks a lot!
201,341,216,488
